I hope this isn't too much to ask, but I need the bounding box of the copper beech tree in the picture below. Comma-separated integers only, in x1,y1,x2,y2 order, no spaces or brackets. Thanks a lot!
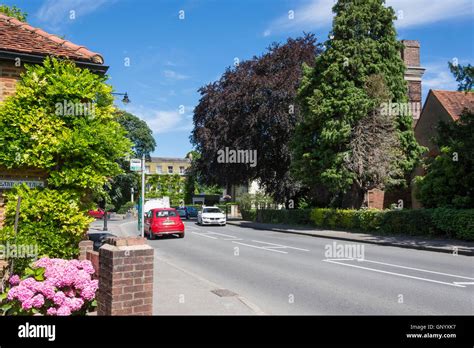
191,34,321,205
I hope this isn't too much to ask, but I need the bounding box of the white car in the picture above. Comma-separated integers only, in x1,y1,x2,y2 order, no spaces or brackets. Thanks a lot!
197,206,226,226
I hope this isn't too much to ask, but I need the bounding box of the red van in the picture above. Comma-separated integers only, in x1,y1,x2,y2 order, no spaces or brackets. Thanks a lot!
144,208,185,240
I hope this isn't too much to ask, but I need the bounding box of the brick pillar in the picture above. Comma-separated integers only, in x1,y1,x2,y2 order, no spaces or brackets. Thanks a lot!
97,237,154,316
78,240,93,261
401,40,425,124
367,189,385,210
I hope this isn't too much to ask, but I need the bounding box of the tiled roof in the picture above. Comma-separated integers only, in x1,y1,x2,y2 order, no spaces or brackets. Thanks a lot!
431,90,474,121
0,13,104,64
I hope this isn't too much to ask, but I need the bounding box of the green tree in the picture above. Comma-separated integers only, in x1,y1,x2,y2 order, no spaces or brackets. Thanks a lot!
0,57,132,265
107,110,156,211
292,0,424,208
0,57,132,197
116,110,156,159
415,109,473,208
448,62,473,92
0,5,27,21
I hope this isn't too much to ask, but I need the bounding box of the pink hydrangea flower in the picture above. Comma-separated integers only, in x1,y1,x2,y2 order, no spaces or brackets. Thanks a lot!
5,257,98,316
9,275,20,286
80,260,95,275
56,305,71,316
53,291,66,306
31,294,45,309
46,307,57,316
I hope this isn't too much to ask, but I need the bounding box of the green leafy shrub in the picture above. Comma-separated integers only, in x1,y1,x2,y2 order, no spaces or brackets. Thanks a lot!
255,209,312,225
117,201,135,214
430,208,474,240
354,209,383,232
241,210,257,221
378,209,434,236
0,185,93,273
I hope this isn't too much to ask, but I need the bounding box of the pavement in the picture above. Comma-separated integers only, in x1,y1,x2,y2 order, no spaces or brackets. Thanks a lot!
88,218,262,315
89,217,474,315
227,219,474,256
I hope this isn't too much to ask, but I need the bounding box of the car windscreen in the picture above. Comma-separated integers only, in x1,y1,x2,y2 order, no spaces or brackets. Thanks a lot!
156,210,177,218
203,208,221,213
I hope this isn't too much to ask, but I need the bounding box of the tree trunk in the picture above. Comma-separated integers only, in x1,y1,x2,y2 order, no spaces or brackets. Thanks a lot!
342,183,364,209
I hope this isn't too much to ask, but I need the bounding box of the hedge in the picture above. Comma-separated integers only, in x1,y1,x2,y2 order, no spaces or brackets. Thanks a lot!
256,209,312,225
240,208,474,241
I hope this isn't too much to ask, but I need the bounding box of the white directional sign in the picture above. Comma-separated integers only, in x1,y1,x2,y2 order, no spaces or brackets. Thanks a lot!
130,159,142,172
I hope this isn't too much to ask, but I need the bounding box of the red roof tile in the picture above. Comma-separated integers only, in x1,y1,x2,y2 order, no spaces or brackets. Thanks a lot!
431,90,474,121
0,13,104,64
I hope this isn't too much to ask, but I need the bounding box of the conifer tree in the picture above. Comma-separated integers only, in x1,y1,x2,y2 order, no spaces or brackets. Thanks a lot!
292,0,424,207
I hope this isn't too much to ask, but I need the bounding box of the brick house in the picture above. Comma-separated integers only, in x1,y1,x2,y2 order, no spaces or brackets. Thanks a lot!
411,90,474,208
0,13,108,226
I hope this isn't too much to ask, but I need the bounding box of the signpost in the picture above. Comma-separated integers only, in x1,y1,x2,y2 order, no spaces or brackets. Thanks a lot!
130,159,141,172
131,157,145,237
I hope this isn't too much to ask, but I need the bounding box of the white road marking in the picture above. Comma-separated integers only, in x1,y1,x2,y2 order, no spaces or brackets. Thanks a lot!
361,259,474,280
453,282,474,286
323,259,467,288
232,241,288,254
251,240,310,252
191,232,218,239
206,231,241,240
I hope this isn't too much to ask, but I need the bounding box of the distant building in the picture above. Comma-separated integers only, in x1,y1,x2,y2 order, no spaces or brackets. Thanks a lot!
144,157,191,205
412,90,474,208
145,157,191,176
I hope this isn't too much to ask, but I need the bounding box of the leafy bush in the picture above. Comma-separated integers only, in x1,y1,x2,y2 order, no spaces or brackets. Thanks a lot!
117,201,135,214
0,257,98,316
378,209,434,236
0,185,93,273
353,209,383,232
241,210,257,221
255,209,312,225
430,208,474,240
242,207,474,240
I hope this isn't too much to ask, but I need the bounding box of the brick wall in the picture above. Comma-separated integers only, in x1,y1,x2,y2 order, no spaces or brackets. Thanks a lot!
97,237,154,316
0,61,23,103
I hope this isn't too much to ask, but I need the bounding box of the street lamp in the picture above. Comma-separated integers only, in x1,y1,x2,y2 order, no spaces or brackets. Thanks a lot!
112,92,131,104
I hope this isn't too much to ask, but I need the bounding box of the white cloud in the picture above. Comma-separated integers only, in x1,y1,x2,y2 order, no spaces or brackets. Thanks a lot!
164,70,190,80
36,0,112,31
423,62,458,91
263,0,473,36
127,106,193,134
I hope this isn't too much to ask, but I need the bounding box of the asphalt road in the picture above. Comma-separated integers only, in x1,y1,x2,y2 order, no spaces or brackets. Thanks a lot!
119,218,474,315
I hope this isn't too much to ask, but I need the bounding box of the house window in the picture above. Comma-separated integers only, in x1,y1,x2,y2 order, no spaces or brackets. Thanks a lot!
168,166,173,174
156,166,163,174
145,166,150,174
179,166,185,175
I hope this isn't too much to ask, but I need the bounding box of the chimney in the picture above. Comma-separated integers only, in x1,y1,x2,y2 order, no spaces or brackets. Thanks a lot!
401,40,425,124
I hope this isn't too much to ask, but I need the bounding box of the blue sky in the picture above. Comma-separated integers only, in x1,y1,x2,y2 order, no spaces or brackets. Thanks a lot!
3,0,474,157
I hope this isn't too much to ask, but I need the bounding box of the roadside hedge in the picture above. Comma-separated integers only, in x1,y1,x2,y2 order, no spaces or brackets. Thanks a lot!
239,208,474,241
256,209,312,225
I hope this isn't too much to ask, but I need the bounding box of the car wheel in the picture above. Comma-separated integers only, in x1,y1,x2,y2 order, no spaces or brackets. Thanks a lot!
149,229,155,240
178,232,185,238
